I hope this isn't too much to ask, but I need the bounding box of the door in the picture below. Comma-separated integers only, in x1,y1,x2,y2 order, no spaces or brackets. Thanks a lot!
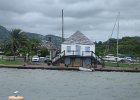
76,45,81,55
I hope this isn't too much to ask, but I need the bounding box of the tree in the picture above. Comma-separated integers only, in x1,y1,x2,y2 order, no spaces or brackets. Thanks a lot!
96,36,140,58
18,39,31,62
30,38,41,55
2,40,13,56
9,29,28,60
40,47,49,57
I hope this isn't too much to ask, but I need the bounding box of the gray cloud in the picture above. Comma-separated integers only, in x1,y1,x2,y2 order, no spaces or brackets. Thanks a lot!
0,0,140,41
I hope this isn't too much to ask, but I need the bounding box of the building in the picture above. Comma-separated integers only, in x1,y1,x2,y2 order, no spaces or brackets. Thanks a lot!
61,31,95,56
52,31,103,68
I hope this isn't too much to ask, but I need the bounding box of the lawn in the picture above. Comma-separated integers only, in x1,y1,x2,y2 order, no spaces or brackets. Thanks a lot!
105,61,140,68
0,59,24,65
0,55,25,65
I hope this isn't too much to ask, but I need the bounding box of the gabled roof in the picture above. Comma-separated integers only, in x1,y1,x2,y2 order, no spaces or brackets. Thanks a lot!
62,31,94,45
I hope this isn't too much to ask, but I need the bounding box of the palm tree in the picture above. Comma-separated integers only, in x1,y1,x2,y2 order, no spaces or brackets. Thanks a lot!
9,29,28,60
30,38,41,55
3,28,42,61
18,37,42,62
3,40,13,56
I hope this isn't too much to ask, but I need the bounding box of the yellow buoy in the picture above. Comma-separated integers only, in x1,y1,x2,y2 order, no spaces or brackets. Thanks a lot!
8,96,24,100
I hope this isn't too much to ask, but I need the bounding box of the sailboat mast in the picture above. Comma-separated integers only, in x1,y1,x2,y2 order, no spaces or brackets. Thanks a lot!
62,9,64,42
117,12,120,58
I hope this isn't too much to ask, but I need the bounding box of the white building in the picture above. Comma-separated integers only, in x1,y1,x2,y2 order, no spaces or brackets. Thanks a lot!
61,31,95,57
52,31,100,67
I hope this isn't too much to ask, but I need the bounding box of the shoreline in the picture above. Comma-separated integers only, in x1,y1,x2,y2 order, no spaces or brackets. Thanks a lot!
0,64,140,72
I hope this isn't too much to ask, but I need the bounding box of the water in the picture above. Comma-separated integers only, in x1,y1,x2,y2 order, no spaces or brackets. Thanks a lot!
0,68,140,100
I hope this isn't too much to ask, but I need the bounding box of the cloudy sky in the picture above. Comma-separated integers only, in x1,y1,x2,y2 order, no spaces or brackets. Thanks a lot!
0,0,140,41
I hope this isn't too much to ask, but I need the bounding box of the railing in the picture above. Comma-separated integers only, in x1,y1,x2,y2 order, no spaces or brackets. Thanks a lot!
65,51,95,57
91,51,105,67
52,50,65,63
52,50,104,67
65,50,104,66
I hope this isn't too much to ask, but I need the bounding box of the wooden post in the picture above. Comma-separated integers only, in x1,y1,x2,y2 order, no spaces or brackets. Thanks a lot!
95,57,98,68
72,50,74,67
91,51,93,68
81,51,83,67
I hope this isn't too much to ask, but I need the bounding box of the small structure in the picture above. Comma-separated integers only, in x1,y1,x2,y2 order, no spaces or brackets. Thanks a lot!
52,31,103,68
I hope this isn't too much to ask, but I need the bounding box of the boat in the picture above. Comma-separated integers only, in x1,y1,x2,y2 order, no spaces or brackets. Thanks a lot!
103,54,124,62
103,12,124,64
79,67,94,72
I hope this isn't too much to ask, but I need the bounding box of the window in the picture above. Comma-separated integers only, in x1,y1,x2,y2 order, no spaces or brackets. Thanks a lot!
85,46,90,51
67,46,71,52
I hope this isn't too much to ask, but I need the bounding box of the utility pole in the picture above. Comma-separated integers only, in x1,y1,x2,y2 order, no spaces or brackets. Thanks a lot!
62,9,64,42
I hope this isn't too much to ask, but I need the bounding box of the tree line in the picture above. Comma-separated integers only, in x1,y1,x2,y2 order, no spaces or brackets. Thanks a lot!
0,29,49,61
95,36,140,58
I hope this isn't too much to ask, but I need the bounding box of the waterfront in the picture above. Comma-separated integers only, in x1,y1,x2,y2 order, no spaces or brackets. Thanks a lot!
0,68,140,100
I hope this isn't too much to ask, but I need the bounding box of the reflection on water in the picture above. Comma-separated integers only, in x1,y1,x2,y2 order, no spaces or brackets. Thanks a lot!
0,68,140,100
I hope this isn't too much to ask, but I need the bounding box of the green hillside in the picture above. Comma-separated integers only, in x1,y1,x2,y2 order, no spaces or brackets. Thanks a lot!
25,32,44,40
0,25,45,40
0,25,62,48
44,34,63,48
0,25,9,40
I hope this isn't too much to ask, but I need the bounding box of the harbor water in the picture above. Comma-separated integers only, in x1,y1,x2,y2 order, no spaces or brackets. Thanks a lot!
0,68,140,100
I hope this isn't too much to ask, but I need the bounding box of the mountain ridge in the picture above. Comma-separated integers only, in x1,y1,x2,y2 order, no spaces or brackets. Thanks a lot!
0,25,63,48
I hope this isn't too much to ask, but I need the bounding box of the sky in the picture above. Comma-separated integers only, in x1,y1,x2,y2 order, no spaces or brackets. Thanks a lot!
0,0,140,42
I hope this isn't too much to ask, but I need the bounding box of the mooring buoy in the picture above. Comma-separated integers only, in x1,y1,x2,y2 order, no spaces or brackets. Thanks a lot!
8,91,24,100
8,96,24,100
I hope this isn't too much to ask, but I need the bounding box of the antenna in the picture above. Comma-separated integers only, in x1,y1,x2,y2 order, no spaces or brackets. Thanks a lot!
62,9,64,42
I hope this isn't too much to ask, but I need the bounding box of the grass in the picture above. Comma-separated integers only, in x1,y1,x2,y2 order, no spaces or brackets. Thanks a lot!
0,59,24,65
0,55,24,65
105,62,140,68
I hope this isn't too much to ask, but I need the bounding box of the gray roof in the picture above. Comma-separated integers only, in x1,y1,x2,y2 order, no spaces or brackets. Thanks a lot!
63,31,94,45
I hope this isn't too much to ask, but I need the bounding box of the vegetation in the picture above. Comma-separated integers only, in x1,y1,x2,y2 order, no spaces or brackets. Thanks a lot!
105,62,140,68
40,47,49,57
0,25,44,41
0,28,49,62
0,25,63,48
0,25,9,41
95,36,140,58
44,34,63,48
10,29,28,60
29,38,42,55
0,59,23,65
